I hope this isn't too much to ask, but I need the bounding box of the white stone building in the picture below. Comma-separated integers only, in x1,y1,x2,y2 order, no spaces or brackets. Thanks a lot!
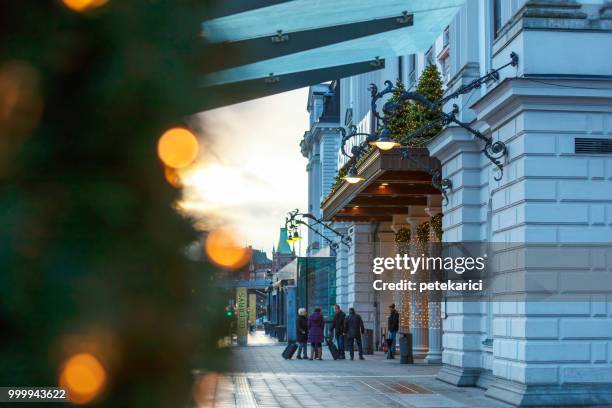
318,0,612,406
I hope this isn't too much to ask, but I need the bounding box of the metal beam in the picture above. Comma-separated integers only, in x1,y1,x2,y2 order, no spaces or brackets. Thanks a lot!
203,13,413,72
205,0,293,20
198,58,385,111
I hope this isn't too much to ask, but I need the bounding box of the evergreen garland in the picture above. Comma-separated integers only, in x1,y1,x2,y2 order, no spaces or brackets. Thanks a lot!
430,213,443,242
328,162,349,195
416,221,430,244
326,144,374,198
394,227,411,243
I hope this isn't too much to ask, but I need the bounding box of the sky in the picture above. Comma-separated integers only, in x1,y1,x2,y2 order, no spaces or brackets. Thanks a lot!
178,88,310,257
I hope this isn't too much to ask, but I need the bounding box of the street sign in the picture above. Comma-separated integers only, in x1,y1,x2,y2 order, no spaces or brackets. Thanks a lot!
249,293,256,326
236,287,248,345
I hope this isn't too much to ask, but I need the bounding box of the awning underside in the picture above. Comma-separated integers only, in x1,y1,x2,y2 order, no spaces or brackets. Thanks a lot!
200,0,463,110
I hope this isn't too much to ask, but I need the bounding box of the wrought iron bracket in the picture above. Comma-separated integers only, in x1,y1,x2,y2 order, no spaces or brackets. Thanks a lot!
366,52,518,182
285,209,351,251
398,148,453,205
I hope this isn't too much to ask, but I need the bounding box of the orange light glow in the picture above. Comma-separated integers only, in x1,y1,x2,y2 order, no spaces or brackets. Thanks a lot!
205,228,251,270
59,353,106,405
157,127,199,169
193,372,223,408
62,0,108,12
164,165,183,188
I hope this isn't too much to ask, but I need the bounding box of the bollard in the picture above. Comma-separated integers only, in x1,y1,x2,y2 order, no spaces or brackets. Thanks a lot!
277,325,287,342
363,329,374,354
400,333,414,364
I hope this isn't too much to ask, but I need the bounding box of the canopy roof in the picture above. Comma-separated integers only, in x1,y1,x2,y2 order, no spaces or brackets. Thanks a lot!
200,0,463,109
321,148,441,222
274,258,297,286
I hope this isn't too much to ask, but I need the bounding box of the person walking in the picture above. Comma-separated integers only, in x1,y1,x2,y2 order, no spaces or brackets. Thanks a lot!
296,308,308,359
330,304,346,359
307,307,324,360
387,303,400,359
344,307,365,360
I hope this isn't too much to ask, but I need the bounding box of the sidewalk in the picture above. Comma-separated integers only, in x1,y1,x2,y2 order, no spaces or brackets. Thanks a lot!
195,331,512,408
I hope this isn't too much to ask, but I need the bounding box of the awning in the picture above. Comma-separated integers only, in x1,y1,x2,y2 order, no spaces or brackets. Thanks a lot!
200,0,464,109
321,148,441,222
274,258,297,286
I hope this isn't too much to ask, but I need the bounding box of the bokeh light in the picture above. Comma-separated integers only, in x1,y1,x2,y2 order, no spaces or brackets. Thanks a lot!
59,353,106,405
157,127,199,169
0,61,42,134
164,165,183,188
62,0,109,12
192,372,223,408
204,227,251,270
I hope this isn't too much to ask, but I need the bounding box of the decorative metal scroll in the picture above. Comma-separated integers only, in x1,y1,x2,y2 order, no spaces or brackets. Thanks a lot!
285,209,352,252
368,52,518,182
338,123,454,204
337,53,518,204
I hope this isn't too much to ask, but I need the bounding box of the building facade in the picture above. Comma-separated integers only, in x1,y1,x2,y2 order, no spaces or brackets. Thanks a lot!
300,82,343,256
314,0,612,406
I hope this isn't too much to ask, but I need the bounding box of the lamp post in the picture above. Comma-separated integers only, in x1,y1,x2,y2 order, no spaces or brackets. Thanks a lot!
337,52,519,203
285,209,351,255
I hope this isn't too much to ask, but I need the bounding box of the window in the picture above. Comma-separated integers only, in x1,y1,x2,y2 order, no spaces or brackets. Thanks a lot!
443,26,450,48
408,54,416,86
438,26,451,83
440,56,450,83
493,0,502,38
425,47,433,66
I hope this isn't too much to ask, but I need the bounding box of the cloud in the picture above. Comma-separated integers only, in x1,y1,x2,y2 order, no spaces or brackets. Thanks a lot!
179,88,309,256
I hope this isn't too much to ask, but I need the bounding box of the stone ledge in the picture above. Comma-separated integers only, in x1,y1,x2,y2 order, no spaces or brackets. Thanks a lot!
437,364,482,387
486,377,612,406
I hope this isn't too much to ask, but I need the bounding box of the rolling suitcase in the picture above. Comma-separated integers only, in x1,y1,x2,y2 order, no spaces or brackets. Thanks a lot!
326,337,340,360
282,342,298,360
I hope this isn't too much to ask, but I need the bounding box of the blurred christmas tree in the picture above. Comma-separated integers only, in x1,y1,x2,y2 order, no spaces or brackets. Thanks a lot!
0,0,229,406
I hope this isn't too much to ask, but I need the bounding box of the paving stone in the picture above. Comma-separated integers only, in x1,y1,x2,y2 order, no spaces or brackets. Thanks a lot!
197,331,512,408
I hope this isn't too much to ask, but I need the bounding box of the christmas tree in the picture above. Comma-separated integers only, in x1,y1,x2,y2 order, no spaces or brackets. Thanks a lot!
384,79,412,145
406,63,444,146
0,1,229,406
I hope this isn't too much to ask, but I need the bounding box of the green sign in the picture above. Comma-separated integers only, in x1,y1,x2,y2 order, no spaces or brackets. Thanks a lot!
236,287,248,342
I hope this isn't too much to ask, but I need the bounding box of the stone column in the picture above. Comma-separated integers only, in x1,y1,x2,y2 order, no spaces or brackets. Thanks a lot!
333,222,350,310
377,224,397,348
427,127,486,385
425,201,443,364
406,205,430,360
391,215,411,334
347,222,375,328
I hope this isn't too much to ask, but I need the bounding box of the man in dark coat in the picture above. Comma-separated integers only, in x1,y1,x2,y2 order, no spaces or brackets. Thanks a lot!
387,303,400,359
344,307,365,360
330,304,346,359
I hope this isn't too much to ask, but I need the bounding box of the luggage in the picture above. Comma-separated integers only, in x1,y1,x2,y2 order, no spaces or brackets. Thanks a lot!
282,342,298,360
326,337,340,360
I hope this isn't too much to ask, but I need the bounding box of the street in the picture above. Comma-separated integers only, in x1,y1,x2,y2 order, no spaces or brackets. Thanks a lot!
195,331,511,408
